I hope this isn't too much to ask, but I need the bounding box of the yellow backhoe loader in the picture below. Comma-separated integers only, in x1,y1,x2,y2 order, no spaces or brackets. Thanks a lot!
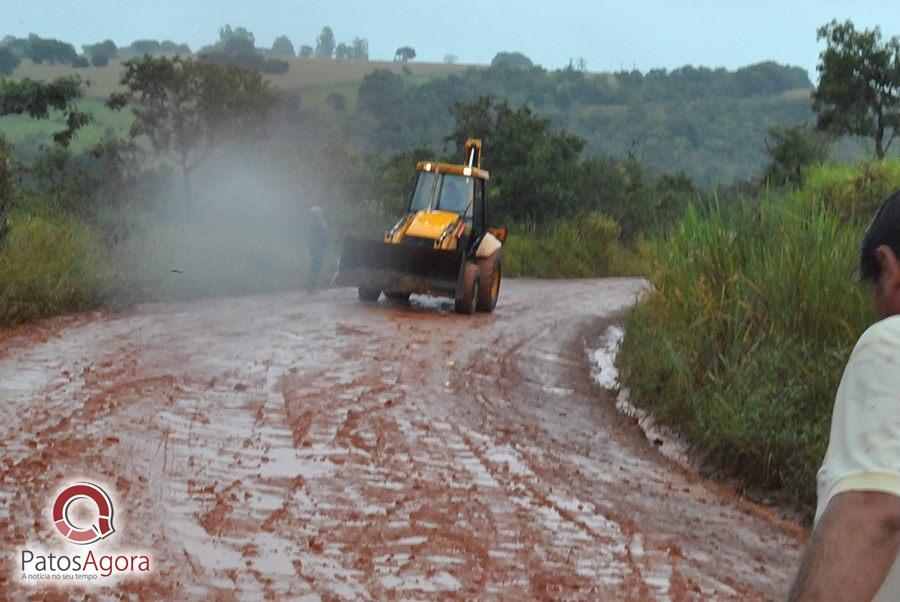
334,139,506,314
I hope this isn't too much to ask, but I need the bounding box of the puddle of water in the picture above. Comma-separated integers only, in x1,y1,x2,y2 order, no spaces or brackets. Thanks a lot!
588,325,693,471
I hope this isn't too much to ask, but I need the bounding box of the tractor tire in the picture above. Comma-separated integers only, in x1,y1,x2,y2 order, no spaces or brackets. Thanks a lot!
476,252,502,312
358,287,381,302
454,263,481,315
384,291,410,302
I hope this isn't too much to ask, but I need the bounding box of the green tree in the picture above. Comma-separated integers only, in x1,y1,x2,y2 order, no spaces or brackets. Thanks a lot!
159,41,191,54
335,43,352,60
813,20,900,159
0,76,90,146
315,27,335,59
491,52,533,69
213,25,256,56
271,35,295,57
128,39,161,55
0,47,21,76
299,45,313,59
83,39,117,67
394,46,416,62
763,124,829,185
447,96,585,222
351,37,369,60
23,34,77,64
108,56,277,199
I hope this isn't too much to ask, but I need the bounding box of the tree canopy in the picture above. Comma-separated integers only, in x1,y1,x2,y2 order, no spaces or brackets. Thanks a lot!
2,34,77,65
120,39,191,58
199,26,289,74
394,46,416,62
448,96,586,222
271,35,295,57
763,124,828,185
813,19,900,159
0,47,20,75
491,52,533,69
82,39,117,67
315,27,335,59
0,76,90,145
108,56,277,197
356,61,813,186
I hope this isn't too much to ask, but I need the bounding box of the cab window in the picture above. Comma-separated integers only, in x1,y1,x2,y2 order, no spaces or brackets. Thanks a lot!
436,174,472,217
409,172,437,212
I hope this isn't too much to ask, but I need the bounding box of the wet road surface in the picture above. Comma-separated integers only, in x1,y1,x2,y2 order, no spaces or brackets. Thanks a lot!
0,279,804,599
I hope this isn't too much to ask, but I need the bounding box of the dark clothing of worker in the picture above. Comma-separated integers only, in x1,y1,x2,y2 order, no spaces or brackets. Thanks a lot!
306,209,328,291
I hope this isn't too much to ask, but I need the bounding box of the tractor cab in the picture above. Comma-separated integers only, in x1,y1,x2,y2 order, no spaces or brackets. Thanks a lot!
388,156,490,252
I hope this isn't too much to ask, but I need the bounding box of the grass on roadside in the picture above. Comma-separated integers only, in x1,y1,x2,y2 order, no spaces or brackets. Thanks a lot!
503,212,644,278
0,211,121,326
618,160,900,516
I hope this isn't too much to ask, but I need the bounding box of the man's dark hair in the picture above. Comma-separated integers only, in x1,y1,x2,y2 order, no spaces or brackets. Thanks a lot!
860,190,900,281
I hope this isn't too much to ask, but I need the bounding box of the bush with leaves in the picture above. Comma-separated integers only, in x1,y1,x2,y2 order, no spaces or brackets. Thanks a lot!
763,124,829,186
0,76,90,146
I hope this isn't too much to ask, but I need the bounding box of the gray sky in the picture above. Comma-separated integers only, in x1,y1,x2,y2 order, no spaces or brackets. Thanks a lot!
3,1,899,78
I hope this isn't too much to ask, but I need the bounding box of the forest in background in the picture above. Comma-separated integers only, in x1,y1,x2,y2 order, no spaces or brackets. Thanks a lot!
0,27,856,187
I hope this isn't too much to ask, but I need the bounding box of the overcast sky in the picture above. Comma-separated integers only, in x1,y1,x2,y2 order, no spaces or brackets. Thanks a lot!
4,1,899,79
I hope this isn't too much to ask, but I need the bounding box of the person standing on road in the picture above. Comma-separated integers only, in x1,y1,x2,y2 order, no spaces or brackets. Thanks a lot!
306,205,329,292
790,191,900,601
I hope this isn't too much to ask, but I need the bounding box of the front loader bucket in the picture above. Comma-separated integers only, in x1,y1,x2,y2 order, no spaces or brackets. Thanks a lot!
333,238,464,298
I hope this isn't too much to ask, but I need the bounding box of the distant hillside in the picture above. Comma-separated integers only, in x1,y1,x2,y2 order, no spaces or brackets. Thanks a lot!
8,57,471,101
352,61,816,186
3,58,820,185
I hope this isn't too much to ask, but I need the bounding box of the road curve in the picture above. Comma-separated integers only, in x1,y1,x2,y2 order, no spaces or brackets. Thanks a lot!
0,278,804,599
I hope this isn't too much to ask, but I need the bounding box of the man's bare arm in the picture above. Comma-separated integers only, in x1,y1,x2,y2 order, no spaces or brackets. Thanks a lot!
790,491,900,601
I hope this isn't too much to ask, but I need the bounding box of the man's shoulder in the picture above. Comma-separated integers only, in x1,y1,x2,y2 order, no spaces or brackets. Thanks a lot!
856,315,900,354
844,316,900,385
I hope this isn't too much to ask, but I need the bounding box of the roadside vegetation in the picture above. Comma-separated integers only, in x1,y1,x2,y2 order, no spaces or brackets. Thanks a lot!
619,160,899,513
617,20,900,517
0,17,898,518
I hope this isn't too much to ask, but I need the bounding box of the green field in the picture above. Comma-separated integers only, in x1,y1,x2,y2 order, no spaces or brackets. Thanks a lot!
7,57,471,99
0,98,133,154
1,57,472,149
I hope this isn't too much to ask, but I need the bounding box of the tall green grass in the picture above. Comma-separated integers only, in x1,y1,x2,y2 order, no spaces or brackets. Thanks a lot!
0,212,121,326
619,160,900,515
504,212,641,278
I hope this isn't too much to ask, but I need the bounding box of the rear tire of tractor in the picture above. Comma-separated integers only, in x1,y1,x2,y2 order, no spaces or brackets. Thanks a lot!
358,287,381,302
476,253,501,312
454,263,481,315
384,291,410,303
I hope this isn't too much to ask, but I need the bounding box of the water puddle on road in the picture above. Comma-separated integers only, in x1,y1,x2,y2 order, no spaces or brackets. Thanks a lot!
588,324,693,471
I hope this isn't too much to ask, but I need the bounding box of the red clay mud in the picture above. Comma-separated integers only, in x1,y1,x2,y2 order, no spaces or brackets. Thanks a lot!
0,279,804,599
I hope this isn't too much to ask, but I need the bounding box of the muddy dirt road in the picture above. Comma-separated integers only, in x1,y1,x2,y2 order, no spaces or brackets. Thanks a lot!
0,278,804,599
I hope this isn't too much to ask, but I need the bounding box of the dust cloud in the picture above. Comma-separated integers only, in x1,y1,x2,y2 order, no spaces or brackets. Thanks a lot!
120,138,337,302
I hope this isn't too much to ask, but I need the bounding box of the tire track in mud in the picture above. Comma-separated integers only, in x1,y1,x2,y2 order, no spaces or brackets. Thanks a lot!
0,280,804,599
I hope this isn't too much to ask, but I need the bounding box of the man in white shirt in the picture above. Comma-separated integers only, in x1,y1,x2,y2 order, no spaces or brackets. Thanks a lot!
790,191,900,601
